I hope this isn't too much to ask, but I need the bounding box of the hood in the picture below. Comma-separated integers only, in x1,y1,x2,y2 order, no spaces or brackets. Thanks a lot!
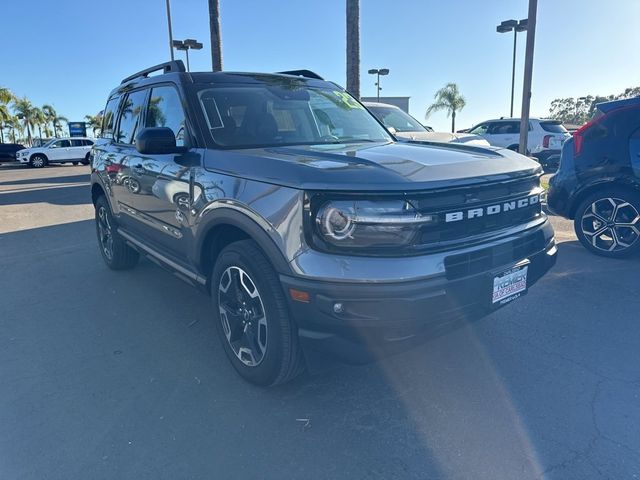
203,141,541,192
395,131,490,146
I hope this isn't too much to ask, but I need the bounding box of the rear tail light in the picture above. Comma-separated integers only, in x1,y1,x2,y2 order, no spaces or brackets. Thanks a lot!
542,135,551,148
573,119,597,156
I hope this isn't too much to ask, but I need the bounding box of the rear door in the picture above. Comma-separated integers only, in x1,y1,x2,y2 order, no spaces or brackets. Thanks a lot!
539,120,570,150
110,88,150,232
629,127,640,179
70,139,87,160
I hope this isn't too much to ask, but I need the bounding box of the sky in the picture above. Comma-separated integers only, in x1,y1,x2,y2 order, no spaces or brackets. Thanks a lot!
1,0,639,132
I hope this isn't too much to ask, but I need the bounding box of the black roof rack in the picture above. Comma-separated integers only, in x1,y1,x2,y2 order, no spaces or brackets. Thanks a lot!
121,60,186,84
276,69,324,80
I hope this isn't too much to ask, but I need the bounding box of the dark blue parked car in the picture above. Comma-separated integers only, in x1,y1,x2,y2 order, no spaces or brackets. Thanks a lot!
548,97,640,257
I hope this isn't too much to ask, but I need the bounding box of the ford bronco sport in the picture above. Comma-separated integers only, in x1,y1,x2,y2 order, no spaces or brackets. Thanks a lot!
90,60,556,386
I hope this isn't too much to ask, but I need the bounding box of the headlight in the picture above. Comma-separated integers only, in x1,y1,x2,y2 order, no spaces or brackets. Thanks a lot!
314,199,435,252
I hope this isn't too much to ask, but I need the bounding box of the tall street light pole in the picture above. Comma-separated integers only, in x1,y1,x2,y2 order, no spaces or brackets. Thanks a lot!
497,18,527,118
519,0,538,155
368,68,389,102
165,0,174,61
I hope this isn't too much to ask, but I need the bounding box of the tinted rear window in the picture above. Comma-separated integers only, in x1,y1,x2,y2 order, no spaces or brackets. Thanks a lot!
540,121,568,133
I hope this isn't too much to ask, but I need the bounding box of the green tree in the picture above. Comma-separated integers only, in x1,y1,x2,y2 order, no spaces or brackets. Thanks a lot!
0,87,14,143
426,83,466,133
12,97,35,145
32,106,47,141
85,113,103,136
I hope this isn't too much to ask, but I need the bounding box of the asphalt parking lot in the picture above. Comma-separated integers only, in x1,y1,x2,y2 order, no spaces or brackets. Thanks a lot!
1,164,639,480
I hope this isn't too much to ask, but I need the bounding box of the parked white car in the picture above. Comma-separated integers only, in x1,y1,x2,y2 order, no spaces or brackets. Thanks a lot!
464,118,571,168
16,137,94,168
364,102,490,147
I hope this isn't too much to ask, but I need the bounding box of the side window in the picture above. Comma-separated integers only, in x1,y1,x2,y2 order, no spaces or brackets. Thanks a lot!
115,89,148,144
100,96,120,139
52,140,71,148
146,86,186,146
70,139,84,147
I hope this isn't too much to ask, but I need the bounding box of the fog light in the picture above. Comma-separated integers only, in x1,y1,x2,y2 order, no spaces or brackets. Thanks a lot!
333,302,344,314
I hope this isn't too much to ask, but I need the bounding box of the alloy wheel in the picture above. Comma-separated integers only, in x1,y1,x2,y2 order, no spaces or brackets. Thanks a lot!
580,197,640,252
218,266,268,367
97,206,114,260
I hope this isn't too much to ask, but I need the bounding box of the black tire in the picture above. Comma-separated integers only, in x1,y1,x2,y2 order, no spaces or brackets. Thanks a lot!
574,187,640,258
95,195,139,270
81,153,90,165
72,162,79,166
30,154,47,168
211,239,305,386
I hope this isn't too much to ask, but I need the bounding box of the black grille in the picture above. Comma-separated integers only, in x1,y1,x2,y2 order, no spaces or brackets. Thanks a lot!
444,229,547,280
408,175,542,246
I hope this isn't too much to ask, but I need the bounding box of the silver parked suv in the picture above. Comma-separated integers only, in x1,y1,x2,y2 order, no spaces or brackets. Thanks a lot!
90,61,557,386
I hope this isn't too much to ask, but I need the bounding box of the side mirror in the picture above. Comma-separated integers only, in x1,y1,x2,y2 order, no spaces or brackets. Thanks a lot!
135,127,185,154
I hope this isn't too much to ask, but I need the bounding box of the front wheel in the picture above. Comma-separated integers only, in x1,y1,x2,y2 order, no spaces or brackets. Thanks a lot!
81,153,90,165
95,196,139,269
30,154,46,168
574,188,640,258
211,240,305,386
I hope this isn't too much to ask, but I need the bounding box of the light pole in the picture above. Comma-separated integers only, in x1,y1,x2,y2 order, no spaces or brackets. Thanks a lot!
497,18,527,117
172,39,203,71
518,0,538,155
165,0,174,61
367,68,389,102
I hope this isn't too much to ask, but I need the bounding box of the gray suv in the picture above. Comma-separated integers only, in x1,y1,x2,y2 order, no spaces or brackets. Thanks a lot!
91,61,557,386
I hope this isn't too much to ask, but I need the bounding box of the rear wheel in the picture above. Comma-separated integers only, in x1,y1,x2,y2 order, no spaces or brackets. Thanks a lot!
211,240,305,386
81,153,90,165
574,188,640,258
72,162,79,166
95,195,139,269
30,154,46,168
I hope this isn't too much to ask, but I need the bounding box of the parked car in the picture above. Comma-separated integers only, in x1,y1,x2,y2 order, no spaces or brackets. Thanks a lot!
365,102,489,146
0,143,26,162
547,97,640,257
16,137,94,167
466,118,571,169
91,61,556,386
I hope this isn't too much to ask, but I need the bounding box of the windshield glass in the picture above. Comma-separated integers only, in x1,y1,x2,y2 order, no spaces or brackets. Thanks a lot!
367,105,427,132
197,84,392,148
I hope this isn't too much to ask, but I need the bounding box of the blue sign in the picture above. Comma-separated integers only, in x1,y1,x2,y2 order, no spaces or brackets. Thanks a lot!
68,122,87,137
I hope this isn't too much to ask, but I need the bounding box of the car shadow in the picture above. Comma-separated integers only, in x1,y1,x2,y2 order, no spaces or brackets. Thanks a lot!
0,183,90,206
0,173,90,187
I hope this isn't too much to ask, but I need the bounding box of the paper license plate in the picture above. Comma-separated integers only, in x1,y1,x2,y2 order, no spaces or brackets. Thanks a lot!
492,265,528,305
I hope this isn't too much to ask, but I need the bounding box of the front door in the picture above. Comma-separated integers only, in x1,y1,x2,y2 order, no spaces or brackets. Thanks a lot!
47,139,71,161
129,84,195,255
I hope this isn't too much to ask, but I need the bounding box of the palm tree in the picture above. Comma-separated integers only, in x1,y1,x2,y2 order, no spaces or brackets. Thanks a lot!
208,0,223,71
4,116,19,143
54,115,68,138
346,0,360,99
0,87,14,143
32,107,47,141
85,113,103,136
13,97,35,145
426,83,467,133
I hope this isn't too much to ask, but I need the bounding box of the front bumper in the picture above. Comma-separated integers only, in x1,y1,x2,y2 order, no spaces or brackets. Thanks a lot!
281,220,557,364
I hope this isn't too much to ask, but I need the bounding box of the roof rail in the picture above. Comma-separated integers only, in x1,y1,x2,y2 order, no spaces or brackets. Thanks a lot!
276,69,324,80
121,60,186,84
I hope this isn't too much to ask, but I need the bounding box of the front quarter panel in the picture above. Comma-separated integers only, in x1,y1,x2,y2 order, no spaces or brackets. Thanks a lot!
191,153,306,271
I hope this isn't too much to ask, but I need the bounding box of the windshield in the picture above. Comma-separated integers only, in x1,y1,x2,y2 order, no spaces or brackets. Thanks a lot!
198,84,392,148
367,105,427,132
